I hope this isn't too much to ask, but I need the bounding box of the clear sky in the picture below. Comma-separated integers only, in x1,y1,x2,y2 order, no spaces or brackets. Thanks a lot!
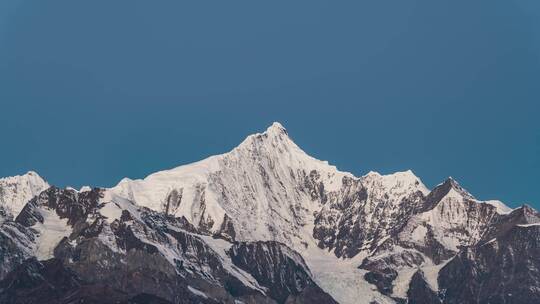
0,1,539,208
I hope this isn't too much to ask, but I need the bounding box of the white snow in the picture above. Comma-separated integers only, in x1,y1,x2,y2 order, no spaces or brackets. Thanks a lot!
363,170,429,196
100,191,143,223
410,187,489,252
297,216,395,304
99,201,124,223
410,225,428,245
79,186,92,192
187,286,208,299
421,259,451,292
32,208,72,260
484,200,513,214
444,187,466,201
301,243,394,304
0,171,49,216
517,223,540,227
486,238,497,243
199,235,267,294
360,170,430,240
110,156,226,230
392,267,418,298
96,221,123,253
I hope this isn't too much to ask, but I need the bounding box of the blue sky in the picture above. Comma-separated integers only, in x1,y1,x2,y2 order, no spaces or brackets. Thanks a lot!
0,1,539,208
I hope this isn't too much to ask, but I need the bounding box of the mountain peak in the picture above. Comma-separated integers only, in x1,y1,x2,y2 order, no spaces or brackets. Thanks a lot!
484,200,513,214
443,176,459,186
439,176,468,193
26,170,39,177
266,121,287,135
0,171,49,216
0,171,48,187
420,176,474,211
0,171,42,181
520,204,540,218
237,122,296,151
363,169,429,194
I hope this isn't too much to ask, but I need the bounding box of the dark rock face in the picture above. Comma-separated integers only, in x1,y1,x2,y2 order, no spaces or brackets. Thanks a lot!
0,221,34,280
0,258,216,304
479,204,540,245
406,271,442,304
217,213,236,241
229,241,337,304
313,174,429,259
363,267,398,295
353,180,540,303
313,177,369,258
0,206,10,223
437,218,540,304
0,203,35,281
0,187,336,304
303,170,328,203
48,199,263,303
128,293,175,304
16,186,102,228
419,178,472,213
163,188,183,216
0,258,85,304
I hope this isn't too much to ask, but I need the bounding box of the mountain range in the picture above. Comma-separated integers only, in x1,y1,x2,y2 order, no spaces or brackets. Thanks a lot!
0,122,538,304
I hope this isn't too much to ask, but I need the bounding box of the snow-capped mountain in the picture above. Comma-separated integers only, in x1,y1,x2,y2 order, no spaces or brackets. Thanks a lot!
109,122,350,247
0,171,49,217
0,122,538,304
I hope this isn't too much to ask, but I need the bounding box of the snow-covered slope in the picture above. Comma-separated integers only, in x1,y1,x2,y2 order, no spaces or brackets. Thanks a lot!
109,122,351,249
484,199,513,214
406,178,498,252
0,171,49,217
